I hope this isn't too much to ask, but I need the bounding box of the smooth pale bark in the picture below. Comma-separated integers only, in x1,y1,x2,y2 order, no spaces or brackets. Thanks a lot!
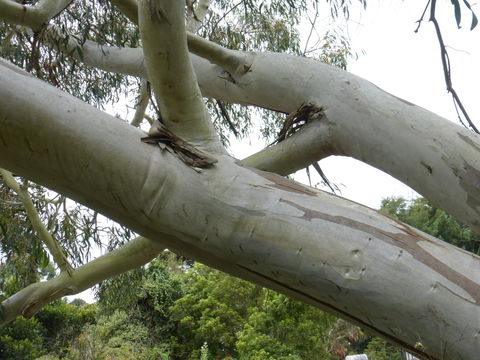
138,0,223,151
0,0,72,30
199,52,480,234
0,61,479,360
42,37,480,234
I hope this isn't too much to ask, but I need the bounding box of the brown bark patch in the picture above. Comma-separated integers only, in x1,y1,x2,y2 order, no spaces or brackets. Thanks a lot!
281,199,480,305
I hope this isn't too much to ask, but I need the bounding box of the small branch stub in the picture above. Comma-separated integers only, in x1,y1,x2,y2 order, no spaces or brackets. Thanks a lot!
272,104,336,192
273,103,324,144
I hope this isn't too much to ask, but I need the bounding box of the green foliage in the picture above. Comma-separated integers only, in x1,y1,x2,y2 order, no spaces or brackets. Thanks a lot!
35,300,97,356
450,0,478,30
380,197,480,254
236,292,335,360
0,317,45,360
170,263,257,358
0,183,45,294
168,263,338,359
0,0,138,107
0,299,96,360
67,310,169,360
364,337,402,360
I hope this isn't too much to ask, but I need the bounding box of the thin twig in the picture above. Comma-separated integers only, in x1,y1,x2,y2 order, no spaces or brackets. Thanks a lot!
311,162,337,193
429,0,479,133
303,3,319,55
216,100,239,138
209,0,245,39
414,0,431,33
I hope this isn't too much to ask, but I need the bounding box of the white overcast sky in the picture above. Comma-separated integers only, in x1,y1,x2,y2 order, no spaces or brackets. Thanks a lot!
233,0,480,209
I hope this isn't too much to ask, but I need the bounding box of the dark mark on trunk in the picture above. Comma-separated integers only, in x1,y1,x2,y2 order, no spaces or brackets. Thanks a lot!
420,161,433,174
252,168,316,196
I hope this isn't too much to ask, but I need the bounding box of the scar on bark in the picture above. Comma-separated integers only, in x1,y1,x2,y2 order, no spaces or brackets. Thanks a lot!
141,121,217,168
272,103,324,144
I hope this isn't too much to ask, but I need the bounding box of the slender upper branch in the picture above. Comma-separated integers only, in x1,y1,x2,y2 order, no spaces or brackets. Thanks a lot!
138,0,224,152
43,26,146,77
0,236,164,325
0,0,72,31
0,168,73,275
130,79,150,127
186,0,211,33
188,33,252,76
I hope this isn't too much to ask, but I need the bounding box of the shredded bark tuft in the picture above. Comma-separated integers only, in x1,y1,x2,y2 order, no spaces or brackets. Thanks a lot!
141,121,217,168
273,103,324,144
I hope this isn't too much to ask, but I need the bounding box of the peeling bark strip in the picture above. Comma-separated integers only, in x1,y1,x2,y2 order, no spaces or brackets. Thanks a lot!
141,121,217,168
281,199,480,304
273,103,324,144
252,168,316,196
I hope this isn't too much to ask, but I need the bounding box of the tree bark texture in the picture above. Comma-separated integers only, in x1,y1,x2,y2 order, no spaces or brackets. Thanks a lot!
0,61,479,360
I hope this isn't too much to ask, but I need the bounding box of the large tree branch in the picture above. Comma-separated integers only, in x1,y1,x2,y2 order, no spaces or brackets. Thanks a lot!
138,0,224,152
0,236,164,325
0,60,479,359
0,0,72,31
42,26,146,77
0,168,73,275
34,30,480,233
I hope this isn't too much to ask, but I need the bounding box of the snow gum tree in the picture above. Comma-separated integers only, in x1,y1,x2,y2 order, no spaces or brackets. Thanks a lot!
0,1,479,359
